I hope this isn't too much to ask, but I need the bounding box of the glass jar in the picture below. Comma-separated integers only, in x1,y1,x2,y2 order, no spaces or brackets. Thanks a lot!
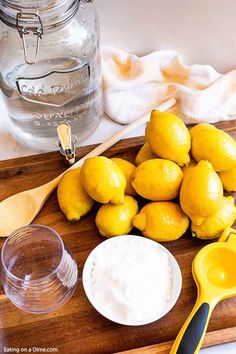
1,225,78,314
0,0,103,151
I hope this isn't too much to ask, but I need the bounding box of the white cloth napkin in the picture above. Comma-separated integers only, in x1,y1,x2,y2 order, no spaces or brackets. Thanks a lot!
101,46,236,124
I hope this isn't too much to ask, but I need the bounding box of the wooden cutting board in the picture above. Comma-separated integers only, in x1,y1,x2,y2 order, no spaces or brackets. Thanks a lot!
0,120,236,354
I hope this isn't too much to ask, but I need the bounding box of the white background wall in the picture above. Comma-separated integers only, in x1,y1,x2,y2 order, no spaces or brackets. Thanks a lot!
96,0,236,73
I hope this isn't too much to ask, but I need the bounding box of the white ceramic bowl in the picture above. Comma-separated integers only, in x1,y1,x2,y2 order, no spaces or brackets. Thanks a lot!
82,235,182,326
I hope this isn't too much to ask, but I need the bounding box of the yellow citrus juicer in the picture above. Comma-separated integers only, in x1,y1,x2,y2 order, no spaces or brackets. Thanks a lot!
170,228,236,354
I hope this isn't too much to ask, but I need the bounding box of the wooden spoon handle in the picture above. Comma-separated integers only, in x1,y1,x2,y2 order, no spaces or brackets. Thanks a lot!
43,98,176,191
68,97,176,171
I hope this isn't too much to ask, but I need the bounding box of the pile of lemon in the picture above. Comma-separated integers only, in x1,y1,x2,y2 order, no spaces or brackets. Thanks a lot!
57,111,236,242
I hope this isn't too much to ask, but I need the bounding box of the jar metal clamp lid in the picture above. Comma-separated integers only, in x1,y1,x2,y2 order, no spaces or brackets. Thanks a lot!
0,0,91,65
16,12,43,65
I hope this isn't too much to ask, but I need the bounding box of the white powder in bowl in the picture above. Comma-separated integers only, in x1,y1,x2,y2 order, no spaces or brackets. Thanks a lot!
88,236,173,325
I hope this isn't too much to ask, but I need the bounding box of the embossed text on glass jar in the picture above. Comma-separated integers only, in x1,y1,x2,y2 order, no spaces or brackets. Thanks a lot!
0,0,103,151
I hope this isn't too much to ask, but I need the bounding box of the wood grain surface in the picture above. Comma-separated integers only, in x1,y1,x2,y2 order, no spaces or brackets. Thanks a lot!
117,327,236,354
0,121,236,354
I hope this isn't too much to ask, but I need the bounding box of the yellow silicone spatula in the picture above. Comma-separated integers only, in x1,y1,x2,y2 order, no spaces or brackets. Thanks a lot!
170,228,236,354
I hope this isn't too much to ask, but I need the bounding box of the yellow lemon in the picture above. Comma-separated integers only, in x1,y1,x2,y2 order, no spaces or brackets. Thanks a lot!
146,110,191,166
218,167,236,192
95,196,139,237
133,202,189,242
135,142,157,166
189,123,217,140
180,160,223,226
191,128,236,172
80,156,126,204
57,168,94,222
192,196,236,239
131,159,183,201
111,158,136,196
181,159,197,177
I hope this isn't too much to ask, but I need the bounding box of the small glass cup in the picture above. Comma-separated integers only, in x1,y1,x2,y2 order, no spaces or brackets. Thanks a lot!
1,225,78,314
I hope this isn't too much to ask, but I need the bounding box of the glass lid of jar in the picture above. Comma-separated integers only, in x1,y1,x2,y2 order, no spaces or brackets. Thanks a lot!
0,0,86,64
0,0,81,32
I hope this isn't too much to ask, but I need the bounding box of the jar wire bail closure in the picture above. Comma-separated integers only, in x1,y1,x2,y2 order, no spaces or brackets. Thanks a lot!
16,12,43,65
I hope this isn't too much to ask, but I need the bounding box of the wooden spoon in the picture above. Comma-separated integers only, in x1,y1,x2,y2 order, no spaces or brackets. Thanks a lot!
0,98,176,237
